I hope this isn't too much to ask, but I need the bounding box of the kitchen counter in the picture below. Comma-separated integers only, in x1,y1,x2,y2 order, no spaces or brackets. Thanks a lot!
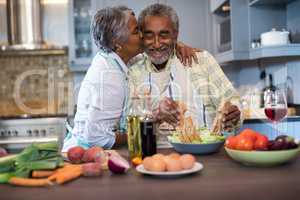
1,148,300,200
244,115,300,123
241,116,300,140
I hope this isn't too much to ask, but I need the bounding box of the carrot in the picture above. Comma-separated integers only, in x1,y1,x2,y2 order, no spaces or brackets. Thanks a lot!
48,164,82,184
32,170,56,178
8,177,53,187
55,168,82,184
55,164,82,174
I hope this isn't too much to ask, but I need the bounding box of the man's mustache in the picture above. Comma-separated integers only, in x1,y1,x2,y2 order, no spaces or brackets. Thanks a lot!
148,46,170,53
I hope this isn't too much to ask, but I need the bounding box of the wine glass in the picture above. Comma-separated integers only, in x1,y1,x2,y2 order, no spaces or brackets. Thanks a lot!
264,89,288,138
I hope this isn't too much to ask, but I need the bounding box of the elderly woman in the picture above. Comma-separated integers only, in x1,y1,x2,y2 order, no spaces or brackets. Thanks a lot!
62,6,197,152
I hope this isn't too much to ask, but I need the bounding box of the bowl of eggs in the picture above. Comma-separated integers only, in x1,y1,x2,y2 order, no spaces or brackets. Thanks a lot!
136,153,203,177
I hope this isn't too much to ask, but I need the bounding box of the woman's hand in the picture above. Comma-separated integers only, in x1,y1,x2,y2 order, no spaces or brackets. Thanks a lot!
176,41,202,66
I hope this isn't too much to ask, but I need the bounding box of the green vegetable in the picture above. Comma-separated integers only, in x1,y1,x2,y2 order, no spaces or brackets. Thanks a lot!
0,172,15,184
0,155,17,173
0,142,63,183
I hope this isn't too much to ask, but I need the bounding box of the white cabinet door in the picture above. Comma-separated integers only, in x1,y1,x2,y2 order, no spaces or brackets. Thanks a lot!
161,0,212,50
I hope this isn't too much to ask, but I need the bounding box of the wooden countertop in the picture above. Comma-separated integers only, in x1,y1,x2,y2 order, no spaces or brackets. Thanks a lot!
1,148,300,200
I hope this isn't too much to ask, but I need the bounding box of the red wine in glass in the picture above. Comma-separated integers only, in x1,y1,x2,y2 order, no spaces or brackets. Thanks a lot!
264,107,287,122
264,88,287,138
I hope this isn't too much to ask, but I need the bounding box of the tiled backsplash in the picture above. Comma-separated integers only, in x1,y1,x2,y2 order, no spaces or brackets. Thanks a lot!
0,53,74,117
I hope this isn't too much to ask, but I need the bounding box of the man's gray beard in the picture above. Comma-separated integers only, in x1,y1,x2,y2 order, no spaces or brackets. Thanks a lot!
147,47,173,65
149,53,170,65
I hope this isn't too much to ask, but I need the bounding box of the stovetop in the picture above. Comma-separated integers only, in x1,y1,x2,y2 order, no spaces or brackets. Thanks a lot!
0,116,67,152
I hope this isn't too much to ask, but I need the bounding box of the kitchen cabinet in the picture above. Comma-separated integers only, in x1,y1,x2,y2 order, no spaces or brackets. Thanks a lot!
248,0,300,60
210,0,300,64
211,0,250,63
249,0,296,6
68,0,99,70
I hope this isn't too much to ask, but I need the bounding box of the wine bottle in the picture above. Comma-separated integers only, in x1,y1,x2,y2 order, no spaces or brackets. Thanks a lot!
263,74,277,105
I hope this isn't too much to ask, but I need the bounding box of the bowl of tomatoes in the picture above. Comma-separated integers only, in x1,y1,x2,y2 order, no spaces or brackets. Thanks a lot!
224,129,300,167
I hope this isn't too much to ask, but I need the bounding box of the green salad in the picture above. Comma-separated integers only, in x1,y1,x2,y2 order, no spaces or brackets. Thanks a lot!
168,127,225,144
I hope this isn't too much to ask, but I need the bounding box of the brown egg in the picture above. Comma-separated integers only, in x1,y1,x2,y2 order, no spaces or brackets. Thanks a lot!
179,154,196,170
150,158,166,172
165,158,183,172
142,157,153,171
168,152,181,160
152,153,165,161
162,155,172,164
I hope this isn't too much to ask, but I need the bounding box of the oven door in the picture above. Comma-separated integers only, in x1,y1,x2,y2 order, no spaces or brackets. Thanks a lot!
0,116,67,153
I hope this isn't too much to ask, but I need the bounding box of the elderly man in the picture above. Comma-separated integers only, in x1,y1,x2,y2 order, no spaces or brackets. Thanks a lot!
127,4,241,138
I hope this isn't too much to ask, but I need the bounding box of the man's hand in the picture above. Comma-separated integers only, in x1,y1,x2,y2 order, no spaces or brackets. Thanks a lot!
153,97,180,127
176,41,202,66
222,105,241,132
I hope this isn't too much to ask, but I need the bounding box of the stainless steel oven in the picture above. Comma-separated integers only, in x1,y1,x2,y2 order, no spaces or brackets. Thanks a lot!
0,115,67,153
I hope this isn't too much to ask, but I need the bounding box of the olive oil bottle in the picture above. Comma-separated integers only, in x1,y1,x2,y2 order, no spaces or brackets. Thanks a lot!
127,97,142,160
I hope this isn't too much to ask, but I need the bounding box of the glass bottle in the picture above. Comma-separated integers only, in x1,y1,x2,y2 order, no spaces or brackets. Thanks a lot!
259,70,266,108
140,94,157,158
126,97,142,160
263,74,277,104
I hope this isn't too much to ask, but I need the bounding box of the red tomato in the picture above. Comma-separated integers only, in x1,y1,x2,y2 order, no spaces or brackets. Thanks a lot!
243,139,254,151
225,136,238,149
236,136,254,151
254,135,268,150
239,128,258,142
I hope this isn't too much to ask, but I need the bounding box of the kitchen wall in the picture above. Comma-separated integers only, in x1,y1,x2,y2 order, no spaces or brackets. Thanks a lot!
0,53,74,117
163,0,212,51
42,0,69,46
